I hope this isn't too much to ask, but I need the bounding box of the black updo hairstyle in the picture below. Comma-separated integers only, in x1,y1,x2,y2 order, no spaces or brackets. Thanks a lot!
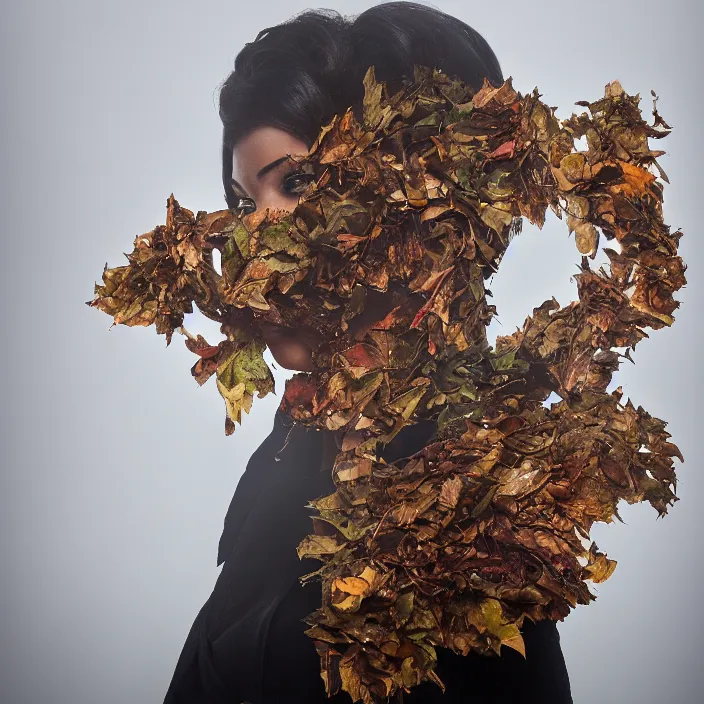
217,1,504,209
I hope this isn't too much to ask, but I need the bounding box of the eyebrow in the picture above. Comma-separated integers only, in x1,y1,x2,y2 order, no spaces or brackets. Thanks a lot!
231,155,294,197
256,155,291,180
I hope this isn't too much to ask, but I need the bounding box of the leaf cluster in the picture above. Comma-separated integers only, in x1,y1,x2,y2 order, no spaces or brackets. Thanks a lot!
87,66,685,701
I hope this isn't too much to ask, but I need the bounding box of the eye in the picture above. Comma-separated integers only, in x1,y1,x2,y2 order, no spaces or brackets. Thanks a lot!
281,170,315,196
229,179,257,213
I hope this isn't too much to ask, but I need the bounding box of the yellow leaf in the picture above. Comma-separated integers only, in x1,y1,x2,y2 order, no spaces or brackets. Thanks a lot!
333,594,363,612
333,576,371,596
296,534,345,559
480,598,503,633
358,566,379,585
501,634,526,658
584,542,618,583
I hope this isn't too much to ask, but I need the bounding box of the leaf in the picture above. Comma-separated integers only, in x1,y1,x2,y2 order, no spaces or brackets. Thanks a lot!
584,542,617,583
215,339,274,427
420,205,452,222
339,343,386,372
333,576,372,596
496,460,548,498
335,458,373,482
297,534,346,559
566,194,599,257
439,475,463,508
501,634,526,658
480,201,514,235
480,598,504,634
333,594,363,612
362,66,385,129
385,380,431,420
486,140,516,160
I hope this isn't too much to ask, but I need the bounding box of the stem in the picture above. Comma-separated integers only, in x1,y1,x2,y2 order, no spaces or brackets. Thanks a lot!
178,326,196,341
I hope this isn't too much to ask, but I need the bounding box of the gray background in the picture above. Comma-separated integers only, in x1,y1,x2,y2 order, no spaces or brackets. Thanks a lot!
1,0,701,702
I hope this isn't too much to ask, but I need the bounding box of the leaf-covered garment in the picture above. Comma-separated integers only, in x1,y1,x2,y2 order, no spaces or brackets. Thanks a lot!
163,408,572,704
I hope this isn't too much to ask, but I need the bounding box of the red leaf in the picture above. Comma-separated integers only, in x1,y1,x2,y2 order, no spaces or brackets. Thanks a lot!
282,374,317,408
193,345,221,359
486,140,516,160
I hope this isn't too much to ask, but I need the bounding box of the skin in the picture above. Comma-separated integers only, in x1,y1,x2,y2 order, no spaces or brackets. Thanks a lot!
231,126,404,372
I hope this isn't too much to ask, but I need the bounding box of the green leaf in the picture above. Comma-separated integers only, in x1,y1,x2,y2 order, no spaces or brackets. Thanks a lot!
215,338,274,428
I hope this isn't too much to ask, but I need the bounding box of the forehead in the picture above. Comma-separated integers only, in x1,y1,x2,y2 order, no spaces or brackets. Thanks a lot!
231,126,309,186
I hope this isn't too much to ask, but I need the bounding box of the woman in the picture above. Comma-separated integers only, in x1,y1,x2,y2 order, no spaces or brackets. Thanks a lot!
164,4,573,702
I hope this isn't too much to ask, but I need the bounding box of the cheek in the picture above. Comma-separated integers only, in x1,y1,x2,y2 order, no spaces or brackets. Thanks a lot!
256,184,299,214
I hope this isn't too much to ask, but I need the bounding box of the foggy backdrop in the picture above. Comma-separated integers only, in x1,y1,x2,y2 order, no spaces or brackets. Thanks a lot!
1,0,701,702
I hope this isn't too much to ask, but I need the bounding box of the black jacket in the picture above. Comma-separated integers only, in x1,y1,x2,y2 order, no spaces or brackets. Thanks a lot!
163,409,573,704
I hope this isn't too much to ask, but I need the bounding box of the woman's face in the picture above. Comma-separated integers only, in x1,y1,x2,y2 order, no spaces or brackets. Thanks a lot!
231,126,399,372
232,126,324,372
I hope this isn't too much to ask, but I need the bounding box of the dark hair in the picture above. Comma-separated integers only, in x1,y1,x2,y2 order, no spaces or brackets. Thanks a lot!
218,2,503,208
